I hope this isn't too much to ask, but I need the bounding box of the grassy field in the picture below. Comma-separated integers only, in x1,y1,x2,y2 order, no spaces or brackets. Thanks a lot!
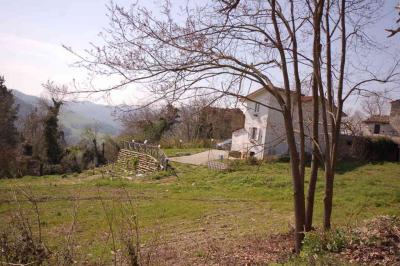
163,147,209,157
0,160,399,264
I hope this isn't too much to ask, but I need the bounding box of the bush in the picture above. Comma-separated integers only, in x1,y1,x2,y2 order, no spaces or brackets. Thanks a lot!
276,154,290,163
302,229,348,257
227,159,241,171
247,156,261,166
351,136,399,162
60,149,82,173
130,157,139,172
151,170,174,180
43,164,64,175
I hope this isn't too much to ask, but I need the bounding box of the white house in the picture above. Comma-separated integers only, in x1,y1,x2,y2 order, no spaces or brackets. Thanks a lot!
231,87,331,159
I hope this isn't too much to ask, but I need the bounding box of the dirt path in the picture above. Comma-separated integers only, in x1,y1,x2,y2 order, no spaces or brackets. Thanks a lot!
168,149,229,165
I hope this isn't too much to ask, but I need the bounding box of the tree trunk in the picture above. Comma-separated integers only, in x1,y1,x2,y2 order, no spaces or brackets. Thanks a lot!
93,138,99,167
271,0,306,252
305,0,324,232
306,73,320,232
323,168,334,229
306,155,318,231
324,0,346,231
283,110,305,253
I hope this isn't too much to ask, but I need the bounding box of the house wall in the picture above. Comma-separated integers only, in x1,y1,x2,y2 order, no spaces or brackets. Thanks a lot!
231,91,269,159
231,128,249,151
361,123,398,137
262,94,330,157
231,90,303,158
231,89,340,158
300,101,334,153
264,94,289,156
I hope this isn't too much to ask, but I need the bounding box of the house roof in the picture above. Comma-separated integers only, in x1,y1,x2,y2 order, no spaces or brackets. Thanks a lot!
246,89,326,103
301,96,313,102
245,86,296,99
363,115,390,124
245,88,346,116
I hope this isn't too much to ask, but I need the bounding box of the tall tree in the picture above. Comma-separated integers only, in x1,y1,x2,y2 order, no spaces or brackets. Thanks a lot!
0,76,18,147
121,103,179,143
65,0,399,251
44,98,63,164
42,80,68,164
0,76,19,177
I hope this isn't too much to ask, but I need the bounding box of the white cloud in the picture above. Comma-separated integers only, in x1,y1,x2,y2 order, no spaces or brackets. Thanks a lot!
0,33,147,105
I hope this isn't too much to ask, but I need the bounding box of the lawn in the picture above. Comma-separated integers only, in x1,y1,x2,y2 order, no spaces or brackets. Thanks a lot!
0,160,399,264
163,147,209,157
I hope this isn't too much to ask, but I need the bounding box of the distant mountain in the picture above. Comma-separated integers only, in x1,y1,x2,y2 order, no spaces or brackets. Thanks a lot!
12,90,122,144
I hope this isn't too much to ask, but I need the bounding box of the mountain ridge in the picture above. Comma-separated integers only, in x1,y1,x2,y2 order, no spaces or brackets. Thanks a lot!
12,89,122,144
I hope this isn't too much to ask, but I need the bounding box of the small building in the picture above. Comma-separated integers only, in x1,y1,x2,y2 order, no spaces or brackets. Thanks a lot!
362,100,400,138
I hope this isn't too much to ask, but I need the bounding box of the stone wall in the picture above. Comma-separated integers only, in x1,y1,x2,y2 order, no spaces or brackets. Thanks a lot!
116,149,159,174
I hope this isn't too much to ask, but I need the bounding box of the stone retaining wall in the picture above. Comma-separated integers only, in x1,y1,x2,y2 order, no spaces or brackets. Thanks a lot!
116,149,159,174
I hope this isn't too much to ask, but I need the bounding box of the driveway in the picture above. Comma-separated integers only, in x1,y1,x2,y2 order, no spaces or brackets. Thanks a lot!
169,149,229,165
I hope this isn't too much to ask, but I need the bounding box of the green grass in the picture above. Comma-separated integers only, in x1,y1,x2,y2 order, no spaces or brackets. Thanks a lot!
163,147,209,157
0,161,399,263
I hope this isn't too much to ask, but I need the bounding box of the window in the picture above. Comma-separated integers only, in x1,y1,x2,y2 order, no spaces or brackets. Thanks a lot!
249,127,262,141
250,127,258,140
254,102,260,113
373,124,380,134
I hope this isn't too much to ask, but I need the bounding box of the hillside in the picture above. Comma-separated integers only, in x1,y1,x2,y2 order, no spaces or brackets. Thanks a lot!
12,90,122,143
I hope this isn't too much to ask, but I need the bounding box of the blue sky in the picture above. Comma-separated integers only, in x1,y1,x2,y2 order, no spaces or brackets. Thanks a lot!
0,0,399,106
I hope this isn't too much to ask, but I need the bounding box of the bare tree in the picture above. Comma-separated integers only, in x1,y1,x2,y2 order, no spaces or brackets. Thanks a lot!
361,91,390,117
341,110,365,136
64,0,399,251
120,102,179,143
386,2,400,37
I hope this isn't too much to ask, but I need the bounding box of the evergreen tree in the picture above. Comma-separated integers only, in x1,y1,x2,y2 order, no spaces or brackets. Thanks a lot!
0,76,18,146
44,98,63,164
0,76,19,177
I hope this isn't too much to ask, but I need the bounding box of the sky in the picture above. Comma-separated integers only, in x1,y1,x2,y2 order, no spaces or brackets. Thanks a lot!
0,0,162,105
0,0,399,107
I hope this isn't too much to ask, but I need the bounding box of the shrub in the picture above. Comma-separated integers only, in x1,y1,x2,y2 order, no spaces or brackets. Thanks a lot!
131,157,139,172
151,169,175,180
227,159,241,171
302,229,348,258
351,136,399,162
276,154,290,163
247,156,261,166
60,149,82,173
0,225,50,265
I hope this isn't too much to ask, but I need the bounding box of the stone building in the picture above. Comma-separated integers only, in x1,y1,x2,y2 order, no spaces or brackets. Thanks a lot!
362,99,400,141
